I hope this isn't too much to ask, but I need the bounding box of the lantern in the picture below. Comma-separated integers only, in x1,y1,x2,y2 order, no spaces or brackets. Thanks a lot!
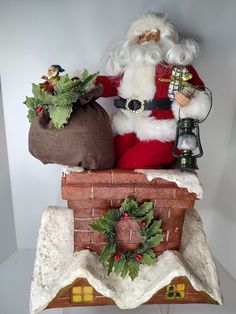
173,90,212,171
173,118,203,171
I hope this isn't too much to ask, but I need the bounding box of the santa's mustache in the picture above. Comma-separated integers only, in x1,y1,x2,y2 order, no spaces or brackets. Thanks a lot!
105,37,199,75
105,40,164,75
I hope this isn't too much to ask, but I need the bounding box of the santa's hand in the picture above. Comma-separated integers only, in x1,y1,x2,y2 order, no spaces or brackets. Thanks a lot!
175,92,191,107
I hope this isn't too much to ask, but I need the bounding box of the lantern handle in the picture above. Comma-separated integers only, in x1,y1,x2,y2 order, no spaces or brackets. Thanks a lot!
177,86,213,123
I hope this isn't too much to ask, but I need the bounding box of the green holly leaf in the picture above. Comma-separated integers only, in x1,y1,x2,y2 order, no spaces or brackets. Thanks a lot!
24,96,36,109
104,209,119,222
144,210,154,225
120,198,138,215
81,69,89,80
146,234,163,248
141,251,156,266
114,257,126,275
108,258,114,275
121,263,129,278
27,109,37,122
53,74,71,94
99,242,116,264
80,72,99,91
90,218,114,233
135,201,153,216
146,220,162,239
127,260,139,280
48,104,73,128
52,92,78,106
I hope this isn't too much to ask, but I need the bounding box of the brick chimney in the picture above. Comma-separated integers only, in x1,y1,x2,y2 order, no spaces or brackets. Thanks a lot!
61,169,197,256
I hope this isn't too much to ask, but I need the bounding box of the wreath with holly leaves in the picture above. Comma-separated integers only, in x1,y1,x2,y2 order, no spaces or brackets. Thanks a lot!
90,198,163,280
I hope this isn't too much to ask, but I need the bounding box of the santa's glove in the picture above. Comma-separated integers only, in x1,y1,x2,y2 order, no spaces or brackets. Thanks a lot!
79,83,104,106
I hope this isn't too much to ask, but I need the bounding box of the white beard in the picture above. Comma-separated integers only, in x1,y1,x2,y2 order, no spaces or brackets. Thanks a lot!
118,63,156,100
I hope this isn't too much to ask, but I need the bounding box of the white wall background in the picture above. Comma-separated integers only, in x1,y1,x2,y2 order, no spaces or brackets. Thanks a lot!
0,78,16,263
0,0,236,278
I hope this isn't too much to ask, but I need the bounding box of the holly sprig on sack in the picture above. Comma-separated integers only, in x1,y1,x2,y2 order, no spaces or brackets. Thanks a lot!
90,198,163,280
24,69,98,128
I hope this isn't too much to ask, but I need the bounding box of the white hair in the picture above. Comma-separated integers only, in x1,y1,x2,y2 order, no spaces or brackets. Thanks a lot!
104,13,199,75
165,39,199,66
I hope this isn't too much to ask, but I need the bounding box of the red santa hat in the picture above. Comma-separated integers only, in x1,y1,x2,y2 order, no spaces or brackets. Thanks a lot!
126,13,179,43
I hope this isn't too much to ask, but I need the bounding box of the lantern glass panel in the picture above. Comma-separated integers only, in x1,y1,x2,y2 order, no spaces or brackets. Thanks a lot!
177,133,197,151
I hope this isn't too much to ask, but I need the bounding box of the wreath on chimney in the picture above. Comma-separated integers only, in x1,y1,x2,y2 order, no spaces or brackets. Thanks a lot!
90,198,163,280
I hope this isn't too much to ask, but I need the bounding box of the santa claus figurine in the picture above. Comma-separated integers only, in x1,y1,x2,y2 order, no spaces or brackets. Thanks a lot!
93,13,211,169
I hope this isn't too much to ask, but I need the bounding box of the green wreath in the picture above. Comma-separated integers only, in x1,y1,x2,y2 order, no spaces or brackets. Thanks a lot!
90,198,163,280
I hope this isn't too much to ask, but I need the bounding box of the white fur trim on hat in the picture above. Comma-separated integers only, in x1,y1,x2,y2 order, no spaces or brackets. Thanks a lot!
112,110,176,142
172,90,211,120
126,13,179,43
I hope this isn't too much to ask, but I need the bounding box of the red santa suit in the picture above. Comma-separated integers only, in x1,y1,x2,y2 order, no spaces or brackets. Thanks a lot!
96,14,211,170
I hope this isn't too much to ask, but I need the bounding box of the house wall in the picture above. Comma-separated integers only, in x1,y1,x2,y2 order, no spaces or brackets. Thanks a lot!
0,0,235,278
0,79,17,263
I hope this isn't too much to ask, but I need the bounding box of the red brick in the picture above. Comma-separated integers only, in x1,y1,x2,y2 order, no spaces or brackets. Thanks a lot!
64,170,113,185
154,199,195,208
74,231,92,243
93,208,109,217
116,230,130,242
112,169,152,184
62,186,92,201
162,217,185,232
116,218,141,242
74,208,93,219
169,207,186,218
110,199,124,207
134,186,176,200
164,241,179,250
153,207,170,219
117,243,138,251
92,233,107,243
93,185,135,199
167,230,182,242
74,219,93,231
68,199,110,210
131,230,142,243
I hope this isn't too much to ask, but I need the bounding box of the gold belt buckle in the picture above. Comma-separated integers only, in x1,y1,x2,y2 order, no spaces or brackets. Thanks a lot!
125,98,145,113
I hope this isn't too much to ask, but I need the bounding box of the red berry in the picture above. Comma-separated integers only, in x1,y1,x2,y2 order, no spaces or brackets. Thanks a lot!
123,211,129,217
135,254,143,261
36,107,42,112
39,108,45,117
114,253,121,261
120,215,125,221
139,221,146,227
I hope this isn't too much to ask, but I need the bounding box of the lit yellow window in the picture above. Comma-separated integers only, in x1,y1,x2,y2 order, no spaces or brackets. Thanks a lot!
71,285,94,303
73,287,82,294
165,283,186,299
84,286,94,294
176,284,185,291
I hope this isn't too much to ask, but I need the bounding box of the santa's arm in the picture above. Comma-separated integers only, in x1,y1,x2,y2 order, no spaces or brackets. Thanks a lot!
95,75,120,97
172,65,211,120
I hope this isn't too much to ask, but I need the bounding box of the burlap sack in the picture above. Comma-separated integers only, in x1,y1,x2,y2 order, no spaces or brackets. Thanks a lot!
28,101,115,170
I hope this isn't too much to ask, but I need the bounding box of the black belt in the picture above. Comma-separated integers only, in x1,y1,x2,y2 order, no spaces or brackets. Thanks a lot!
114,98,172,113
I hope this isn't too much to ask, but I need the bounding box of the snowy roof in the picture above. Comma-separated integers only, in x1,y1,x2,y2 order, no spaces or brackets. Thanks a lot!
30,206,222,314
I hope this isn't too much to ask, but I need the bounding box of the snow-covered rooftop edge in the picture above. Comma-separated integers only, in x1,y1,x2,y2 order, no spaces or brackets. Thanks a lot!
30,206,222,314
135,169,204,199
61,167,204,199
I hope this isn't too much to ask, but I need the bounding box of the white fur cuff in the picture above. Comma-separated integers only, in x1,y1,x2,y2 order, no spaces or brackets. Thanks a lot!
172,90,211,121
